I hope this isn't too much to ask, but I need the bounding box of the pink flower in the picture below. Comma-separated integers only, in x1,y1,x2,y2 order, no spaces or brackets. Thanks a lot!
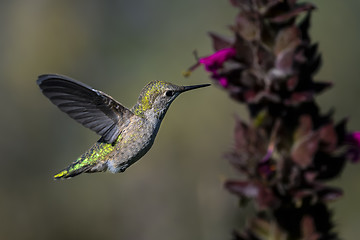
198,48,236,88
218,77,229,87
346,131,360,163
184,48,236,87
351,132,360,143
199,48,236,73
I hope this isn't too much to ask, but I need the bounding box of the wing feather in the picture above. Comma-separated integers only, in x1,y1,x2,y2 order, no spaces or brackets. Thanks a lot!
37,74,134,143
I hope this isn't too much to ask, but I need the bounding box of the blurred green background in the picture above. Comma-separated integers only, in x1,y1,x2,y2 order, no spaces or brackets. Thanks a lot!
0,1,359,239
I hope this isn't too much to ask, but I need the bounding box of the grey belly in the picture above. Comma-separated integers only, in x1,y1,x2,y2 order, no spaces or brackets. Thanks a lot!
107,130,157,173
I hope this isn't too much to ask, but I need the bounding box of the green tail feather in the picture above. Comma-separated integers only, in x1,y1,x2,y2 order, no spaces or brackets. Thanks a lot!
53,140,115,179
53,155,95,179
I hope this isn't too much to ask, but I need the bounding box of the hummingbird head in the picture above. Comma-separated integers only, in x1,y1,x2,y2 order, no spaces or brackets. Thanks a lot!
132,81,210,120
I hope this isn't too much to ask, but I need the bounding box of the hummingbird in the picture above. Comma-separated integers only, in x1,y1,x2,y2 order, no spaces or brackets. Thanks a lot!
37,74,210,179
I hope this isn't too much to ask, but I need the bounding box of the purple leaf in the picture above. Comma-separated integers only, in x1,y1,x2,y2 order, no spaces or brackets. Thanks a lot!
208,32,234,51
313,81,332,94
274,26,301,55
225,180,277,208
291,132,319,168
234,34,254,66
275,48,296,75
269,3,316,23
298,12,312,43
319,123,337,152
235,12,261,41
346,131,360,163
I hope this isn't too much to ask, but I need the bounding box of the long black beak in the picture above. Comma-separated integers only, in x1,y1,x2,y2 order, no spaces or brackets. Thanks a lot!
180,83,211,93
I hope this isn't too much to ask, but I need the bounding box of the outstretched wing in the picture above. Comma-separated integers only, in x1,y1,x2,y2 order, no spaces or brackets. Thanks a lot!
37,74,134,144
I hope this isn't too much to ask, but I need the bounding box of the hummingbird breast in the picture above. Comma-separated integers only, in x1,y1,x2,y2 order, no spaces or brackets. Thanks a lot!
106,115,161,173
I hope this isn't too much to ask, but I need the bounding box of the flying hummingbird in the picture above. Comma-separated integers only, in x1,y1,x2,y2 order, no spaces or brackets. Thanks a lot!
37,74,210,179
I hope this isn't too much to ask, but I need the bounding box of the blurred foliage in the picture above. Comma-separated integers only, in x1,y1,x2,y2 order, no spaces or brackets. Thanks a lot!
195,1,360,239
0,1,359,240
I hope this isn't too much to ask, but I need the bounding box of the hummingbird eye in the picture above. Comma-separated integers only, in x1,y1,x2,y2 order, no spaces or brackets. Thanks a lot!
165,90,174,97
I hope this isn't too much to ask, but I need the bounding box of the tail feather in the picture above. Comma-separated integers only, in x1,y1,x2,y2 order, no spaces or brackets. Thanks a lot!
53,140,114,179
53,161,93,179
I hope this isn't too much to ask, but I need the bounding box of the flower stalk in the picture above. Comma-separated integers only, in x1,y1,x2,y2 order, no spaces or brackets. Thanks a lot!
188,1,360,239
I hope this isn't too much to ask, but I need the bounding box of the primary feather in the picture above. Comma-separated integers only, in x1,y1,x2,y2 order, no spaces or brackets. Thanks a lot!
37,74,134,143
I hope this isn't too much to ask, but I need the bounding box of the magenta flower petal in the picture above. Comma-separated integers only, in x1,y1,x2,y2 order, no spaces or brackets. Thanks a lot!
351,132,360,144
198,48,236,87
346,131,360,163
218,77,229,87
199,48,236,72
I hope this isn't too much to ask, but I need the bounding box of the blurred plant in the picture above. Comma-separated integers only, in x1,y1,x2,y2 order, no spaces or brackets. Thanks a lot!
186,0,360,239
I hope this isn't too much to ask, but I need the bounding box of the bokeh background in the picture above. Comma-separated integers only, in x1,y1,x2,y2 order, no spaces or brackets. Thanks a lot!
0,1,359,239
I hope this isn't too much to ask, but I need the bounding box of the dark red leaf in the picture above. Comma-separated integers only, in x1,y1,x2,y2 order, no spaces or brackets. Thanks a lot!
313,81,332,94
274,26,301,55
301,215,320,240
335,118,348,146
287,75,298,91
294,115,313,140
308,54,322,75
319,123,337,152
235,12,261,41
291,132,319,168
285,91,313,105
247,90,281,103
256,43,275,70
234,117,249,150
234,34,254,66
208,32,234,51
317,186,343,202
240,69,261,88
269,3,316,23
275,48,296,75
225,180,277,208
298,12,312,42
225,180,260,198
